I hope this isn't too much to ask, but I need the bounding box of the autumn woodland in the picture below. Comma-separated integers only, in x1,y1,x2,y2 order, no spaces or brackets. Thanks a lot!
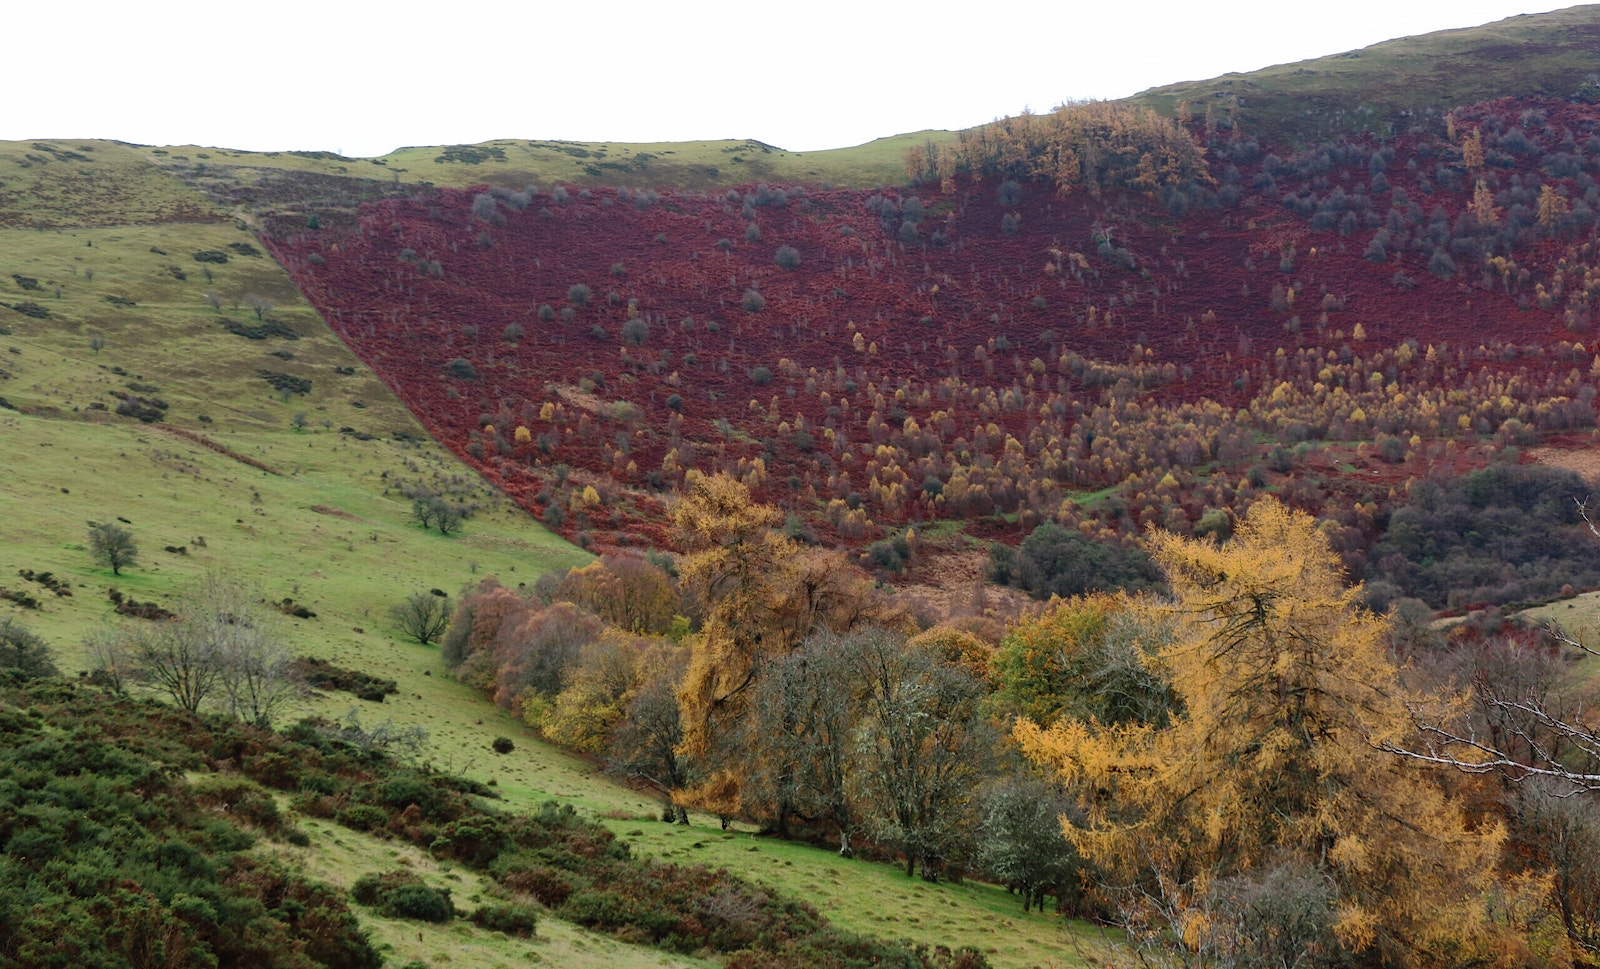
6,11,1600,969
239,88,1600,966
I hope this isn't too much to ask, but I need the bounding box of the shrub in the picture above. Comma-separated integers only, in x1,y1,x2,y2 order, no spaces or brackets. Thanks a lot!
471,193,504,225
774,245,801,269
567,283,593,306
337,804,389,832
471,902,539,937
352,871,454,923
490,857,578,906
1006,522,1163,599
114,394,167,423
866,536,910,572
621,317,650,345
0,617,57,680
193,250,230,264
740,289,765,313
1427,248,1457,279
446,358,479,380
492,736,515,754
749,366,773,386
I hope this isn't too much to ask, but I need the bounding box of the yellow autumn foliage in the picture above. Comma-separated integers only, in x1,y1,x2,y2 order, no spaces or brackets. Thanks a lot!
1015,497,1505,966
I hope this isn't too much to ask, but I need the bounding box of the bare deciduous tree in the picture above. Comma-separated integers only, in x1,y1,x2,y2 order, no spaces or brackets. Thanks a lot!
243,294,274,321
132,573,298,725
1382,501,1600,794
390,590,453,646
84,627,138,694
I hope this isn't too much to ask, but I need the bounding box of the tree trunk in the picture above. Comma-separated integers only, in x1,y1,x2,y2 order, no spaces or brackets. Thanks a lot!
837,829,853,858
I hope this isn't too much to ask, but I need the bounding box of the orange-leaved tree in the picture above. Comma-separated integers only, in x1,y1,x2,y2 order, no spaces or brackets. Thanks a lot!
1016,497,1508,967
672,471,888,824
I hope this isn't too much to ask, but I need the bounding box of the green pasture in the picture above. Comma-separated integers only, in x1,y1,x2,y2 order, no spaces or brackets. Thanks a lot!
1520,591,1600,698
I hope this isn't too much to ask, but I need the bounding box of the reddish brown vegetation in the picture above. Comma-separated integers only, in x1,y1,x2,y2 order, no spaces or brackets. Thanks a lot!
266,97,1600,566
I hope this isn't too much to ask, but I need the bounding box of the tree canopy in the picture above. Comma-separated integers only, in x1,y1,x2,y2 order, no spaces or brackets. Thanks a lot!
1016,497,1506,965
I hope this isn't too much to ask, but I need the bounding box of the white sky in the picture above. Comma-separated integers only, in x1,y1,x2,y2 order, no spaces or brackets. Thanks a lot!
4,1,1579,158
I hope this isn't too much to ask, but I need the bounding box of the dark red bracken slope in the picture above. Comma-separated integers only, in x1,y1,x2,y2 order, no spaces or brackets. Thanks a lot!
265,97,1600,552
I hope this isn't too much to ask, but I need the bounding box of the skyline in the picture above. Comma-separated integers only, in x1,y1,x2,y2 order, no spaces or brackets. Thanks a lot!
4,1,1578,158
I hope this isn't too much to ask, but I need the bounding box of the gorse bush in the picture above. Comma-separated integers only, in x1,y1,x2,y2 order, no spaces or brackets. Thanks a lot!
351,871,454,922
0,617,57,680
0,676,989,969
0,681,381,969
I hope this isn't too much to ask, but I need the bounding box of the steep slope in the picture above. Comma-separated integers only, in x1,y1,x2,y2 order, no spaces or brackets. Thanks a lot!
265,94,1600,599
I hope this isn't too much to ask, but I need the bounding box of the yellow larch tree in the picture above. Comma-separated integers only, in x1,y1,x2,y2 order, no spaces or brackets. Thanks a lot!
672,471,797,761
1538,185,1570,236
1462,127,1485,172
672,472,891,821
1016,497,1507,966
1472,179,1500,227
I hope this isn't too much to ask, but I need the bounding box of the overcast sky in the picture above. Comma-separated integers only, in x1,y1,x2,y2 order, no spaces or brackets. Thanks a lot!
4,1,1578,158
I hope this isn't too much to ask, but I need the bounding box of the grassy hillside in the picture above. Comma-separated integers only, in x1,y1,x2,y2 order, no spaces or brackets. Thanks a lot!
144,130,956,200
0,180,1098,969
9,10,1600,966
0,139,227,227
1130,4,1600,145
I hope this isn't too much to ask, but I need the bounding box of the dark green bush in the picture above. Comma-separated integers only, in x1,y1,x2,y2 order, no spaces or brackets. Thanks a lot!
867,536,911,572
999,522,1163,600
352,871,454,923
336,803,389,831
471,901,540,937
1368,463,1600,608
0,617,57,680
